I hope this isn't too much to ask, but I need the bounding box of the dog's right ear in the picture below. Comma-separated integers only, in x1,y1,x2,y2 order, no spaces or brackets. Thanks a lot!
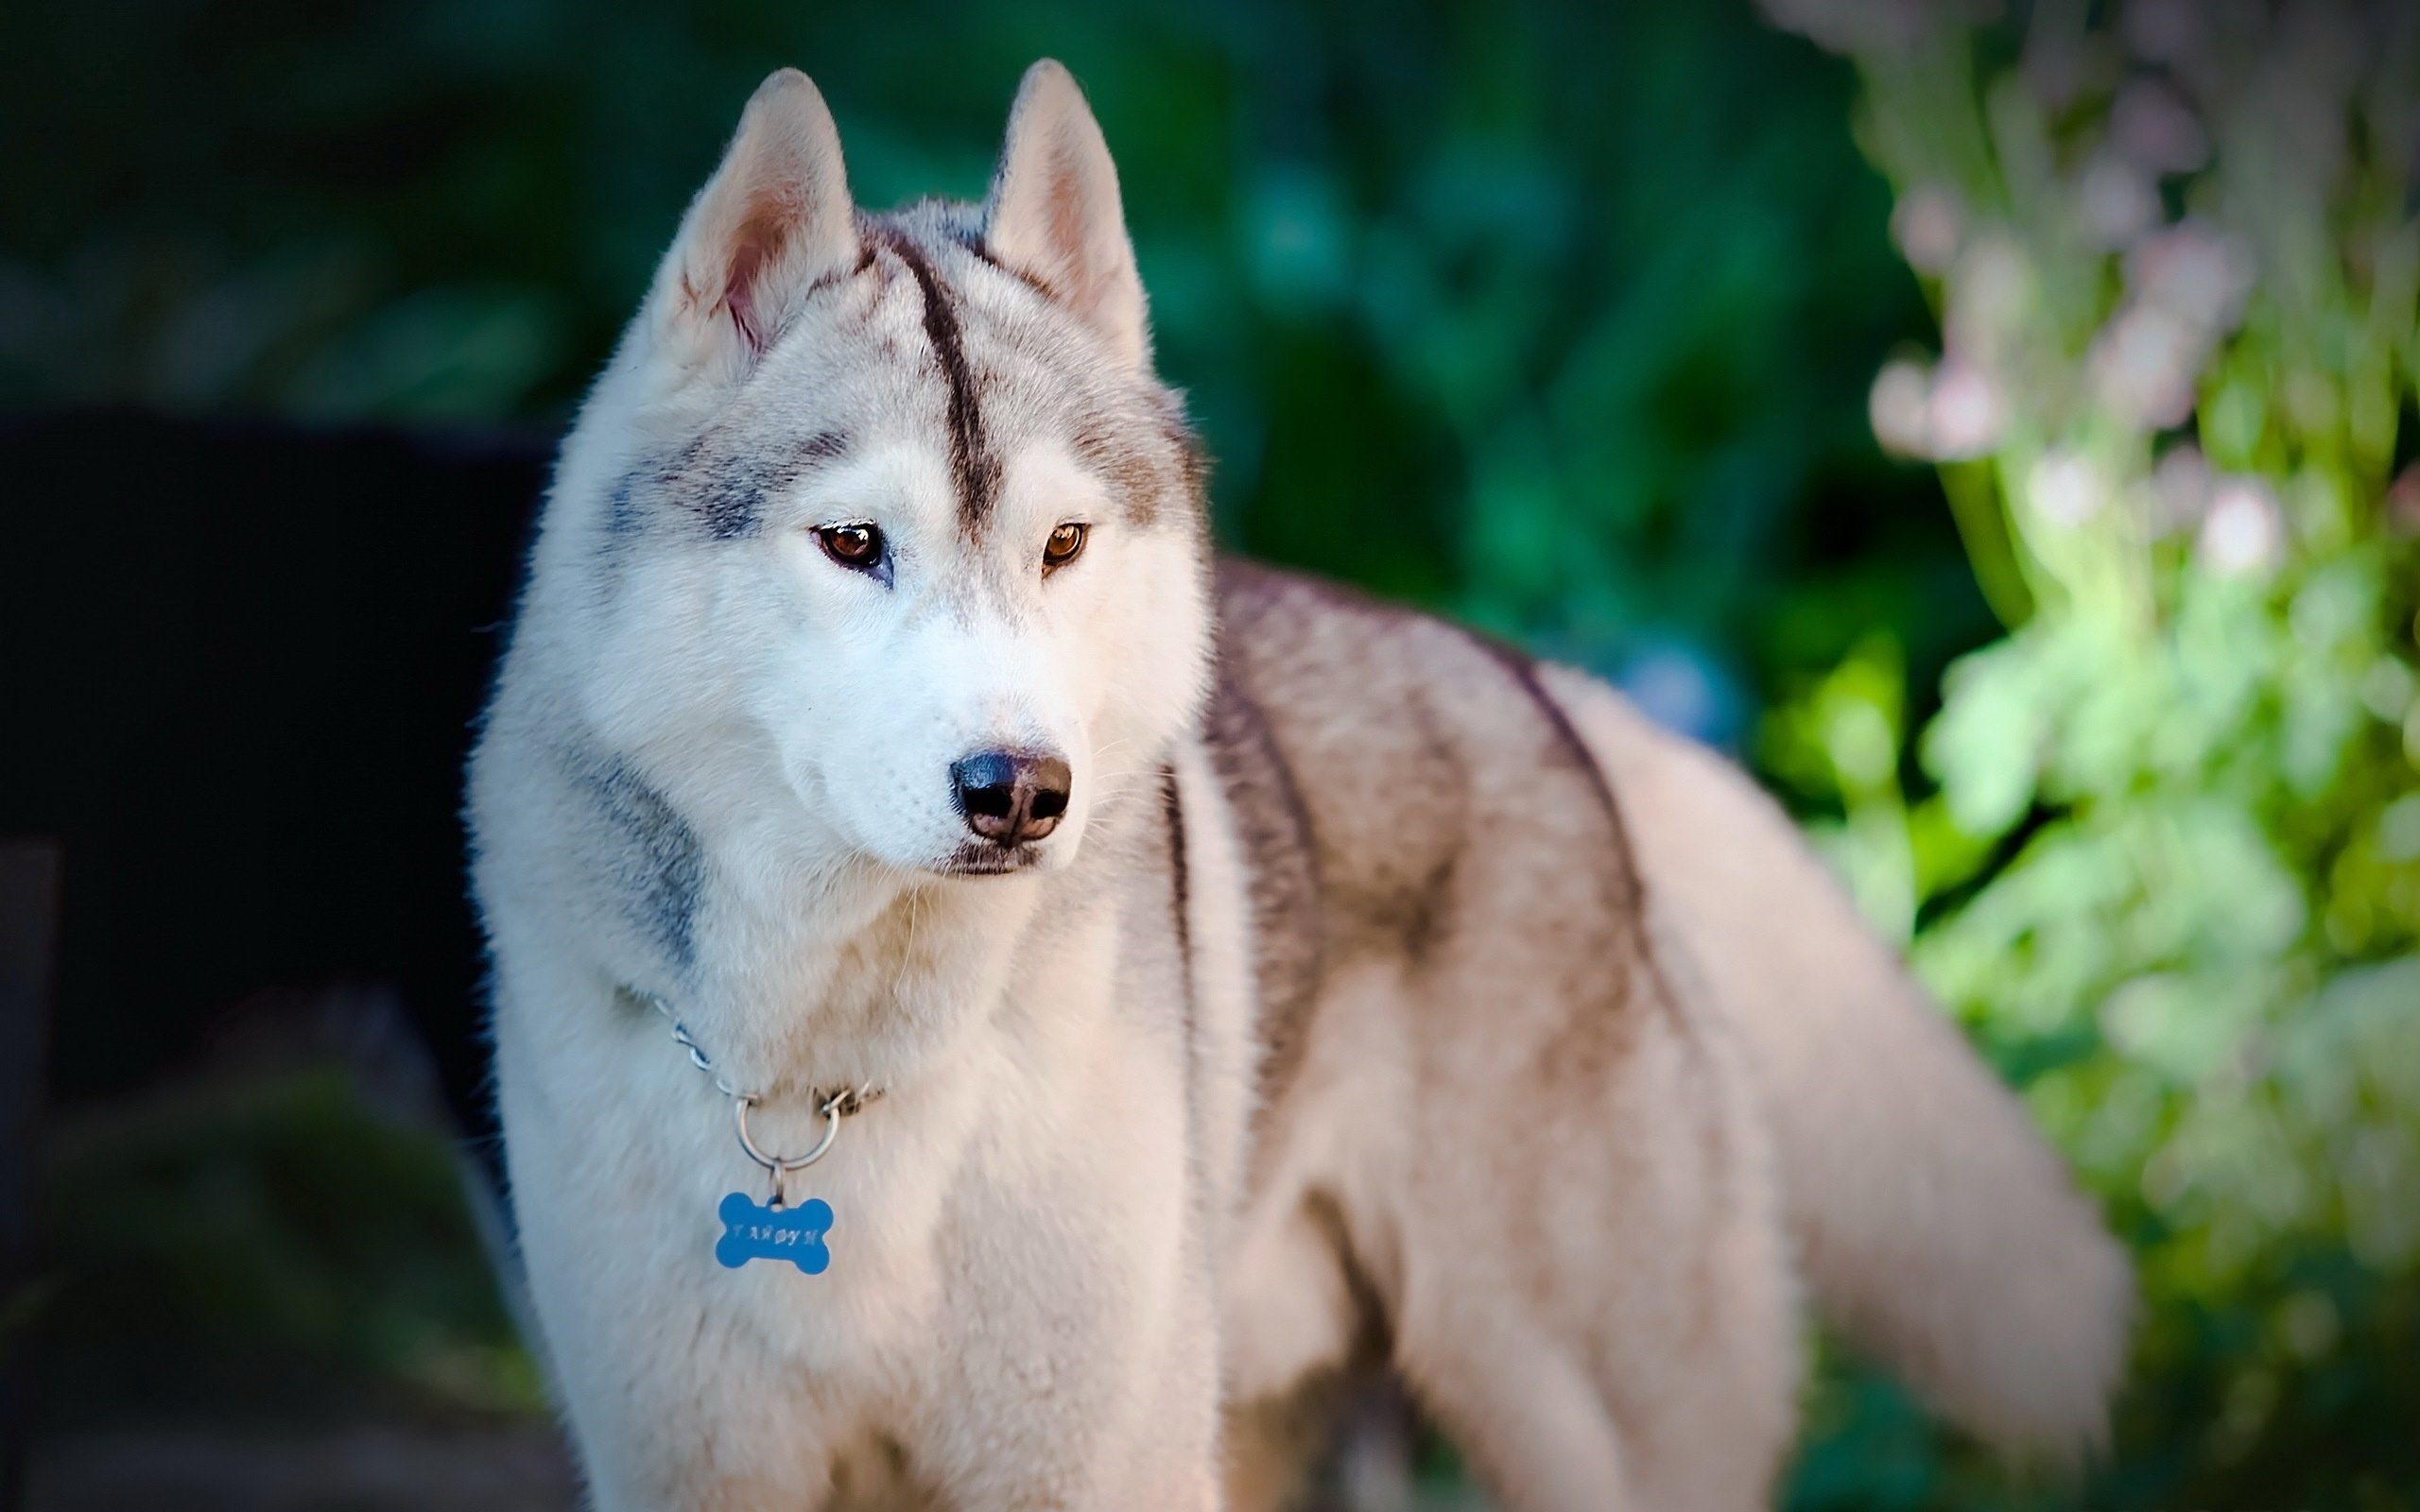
984,60,1149,372
650,69,857,380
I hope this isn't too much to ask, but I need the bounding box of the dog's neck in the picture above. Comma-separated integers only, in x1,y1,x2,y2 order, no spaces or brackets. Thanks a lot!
604,742,1154,1110
678,850,1042,1104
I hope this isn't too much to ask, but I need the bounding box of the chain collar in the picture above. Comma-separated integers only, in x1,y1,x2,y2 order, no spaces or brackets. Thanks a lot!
639,989,884,1202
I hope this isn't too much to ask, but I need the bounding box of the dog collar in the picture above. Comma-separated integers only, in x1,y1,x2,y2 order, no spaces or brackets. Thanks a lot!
638,989,883,1220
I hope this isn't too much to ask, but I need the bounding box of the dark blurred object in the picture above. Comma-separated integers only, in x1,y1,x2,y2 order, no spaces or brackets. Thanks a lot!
0,842,61,1512
31,1421,575,1512
0,410,544,1147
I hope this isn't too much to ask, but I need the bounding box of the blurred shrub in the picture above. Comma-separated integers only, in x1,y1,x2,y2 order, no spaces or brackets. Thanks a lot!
1761,2,2420,1506
41,1069,542,1423
0,0,1963,729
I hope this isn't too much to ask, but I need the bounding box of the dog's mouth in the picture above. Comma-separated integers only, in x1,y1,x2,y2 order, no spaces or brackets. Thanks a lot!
934,839,1053,878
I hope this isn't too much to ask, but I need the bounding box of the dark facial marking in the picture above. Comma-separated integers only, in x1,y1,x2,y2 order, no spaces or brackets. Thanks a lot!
795,429,850,465
604,470,648,541
691,453,767,541
605,429,853,546
573,752,707,972
1162,407,1210,507
873,226,1001,527
1071,414,1167,524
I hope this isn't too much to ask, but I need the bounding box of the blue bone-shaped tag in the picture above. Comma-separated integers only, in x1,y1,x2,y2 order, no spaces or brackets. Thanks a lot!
715,1192,834,1274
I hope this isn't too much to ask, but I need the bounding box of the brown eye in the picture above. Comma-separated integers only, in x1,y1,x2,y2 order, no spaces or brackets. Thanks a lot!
816,522,886,572
1043,521,1088,573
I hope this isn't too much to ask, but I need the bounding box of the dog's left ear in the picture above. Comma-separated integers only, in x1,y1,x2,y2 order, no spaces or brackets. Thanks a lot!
984,60,1150,371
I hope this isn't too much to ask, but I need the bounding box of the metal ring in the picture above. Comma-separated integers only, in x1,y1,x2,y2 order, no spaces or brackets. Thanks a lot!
734,1095,841,1174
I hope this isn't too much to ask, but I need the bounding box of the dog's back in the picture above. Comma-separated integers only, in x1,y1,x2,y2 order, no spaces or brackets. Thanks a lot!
1201,559,2128,1503
1201,561,1793,1507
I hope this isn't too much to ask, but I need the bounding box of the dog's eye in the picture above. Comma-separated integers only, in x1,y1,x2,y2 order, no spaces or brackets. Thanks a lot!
1042,522,1088,573
816,523,886,572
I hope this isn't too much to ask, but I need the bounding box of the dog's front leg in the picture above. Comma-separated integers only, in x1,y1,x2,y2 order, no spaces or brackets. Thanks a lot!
563,1324,847,1512
510,1163,856,1508
905,1255,1227,1511
899,1029,1227,1510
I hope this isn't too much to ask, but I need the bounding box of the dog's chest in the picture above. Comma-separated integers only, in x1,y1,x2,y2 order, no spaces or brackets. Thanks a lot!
651,1041,1011,1382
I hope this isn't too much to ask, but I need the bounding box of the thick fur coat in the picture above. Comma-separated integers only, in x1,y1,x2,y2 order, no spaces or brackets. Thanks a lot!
468,60,2131,1511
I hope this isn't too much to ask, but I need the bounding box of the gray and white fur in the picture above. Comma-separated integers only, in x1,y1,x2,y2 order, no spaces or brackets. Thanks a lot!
468,60,2131,1511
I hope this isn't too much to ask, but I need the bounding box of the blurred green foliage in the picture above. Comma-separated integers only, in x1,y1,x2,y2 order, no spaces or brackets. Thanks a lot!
39,1071,543,1423
9,0,2417,1507
0,0,1973,722
1764,2,2420,1508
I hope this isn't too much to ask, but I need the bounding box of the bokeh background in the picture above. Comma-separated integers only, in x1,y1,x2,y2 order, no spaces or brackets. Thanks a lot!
4,1,2416,1508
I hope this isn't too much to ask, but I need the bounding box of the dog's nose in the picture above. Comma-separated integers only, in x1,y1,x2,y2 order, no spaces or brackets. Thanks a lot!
950,748,1072,845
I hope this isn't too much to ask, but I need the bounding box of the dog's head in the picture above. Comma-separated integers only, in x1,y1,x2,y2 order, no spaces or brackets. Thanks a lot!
563,62,1210,880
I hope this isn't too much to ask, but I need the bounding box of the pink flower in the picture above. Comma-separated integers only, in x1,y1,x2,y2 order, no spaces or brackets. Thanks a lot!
1869,358,1935,456
2197,478,2287,574
2111,77,2210,174
2090,303,2205,431
2131,219,2253,333
1945,235,2033,369
2078,151,2163,250
2087,221,2253,433
1865,356,2004,461
1927,359,2005,459
2030,450,2106,526
1891,185,1964,274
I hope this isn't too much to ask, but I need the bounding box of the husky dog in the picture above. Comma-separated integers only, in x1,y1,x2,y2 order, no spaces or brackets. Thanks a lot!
469,60,2131,1511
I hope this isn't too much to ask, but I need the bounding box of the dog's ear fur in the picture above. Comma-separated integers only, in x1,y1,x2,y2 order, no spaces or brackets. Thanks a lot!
655,69,857,377
985,60,1150,371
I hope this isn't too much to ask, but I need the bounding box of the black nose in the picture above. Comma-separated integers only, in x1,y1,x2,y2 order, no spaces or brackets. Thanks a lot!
950,748,1072,845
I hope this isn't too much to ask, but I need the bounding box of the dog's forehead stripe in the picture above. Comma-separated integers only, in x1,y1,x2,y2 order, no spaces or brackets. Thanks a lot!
639,427,854,542
873,227,1000,529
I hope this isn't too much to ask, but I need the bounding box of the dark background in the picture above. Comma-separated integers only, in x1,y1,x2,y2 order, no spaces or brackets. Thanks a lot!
3,2,2415,1508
